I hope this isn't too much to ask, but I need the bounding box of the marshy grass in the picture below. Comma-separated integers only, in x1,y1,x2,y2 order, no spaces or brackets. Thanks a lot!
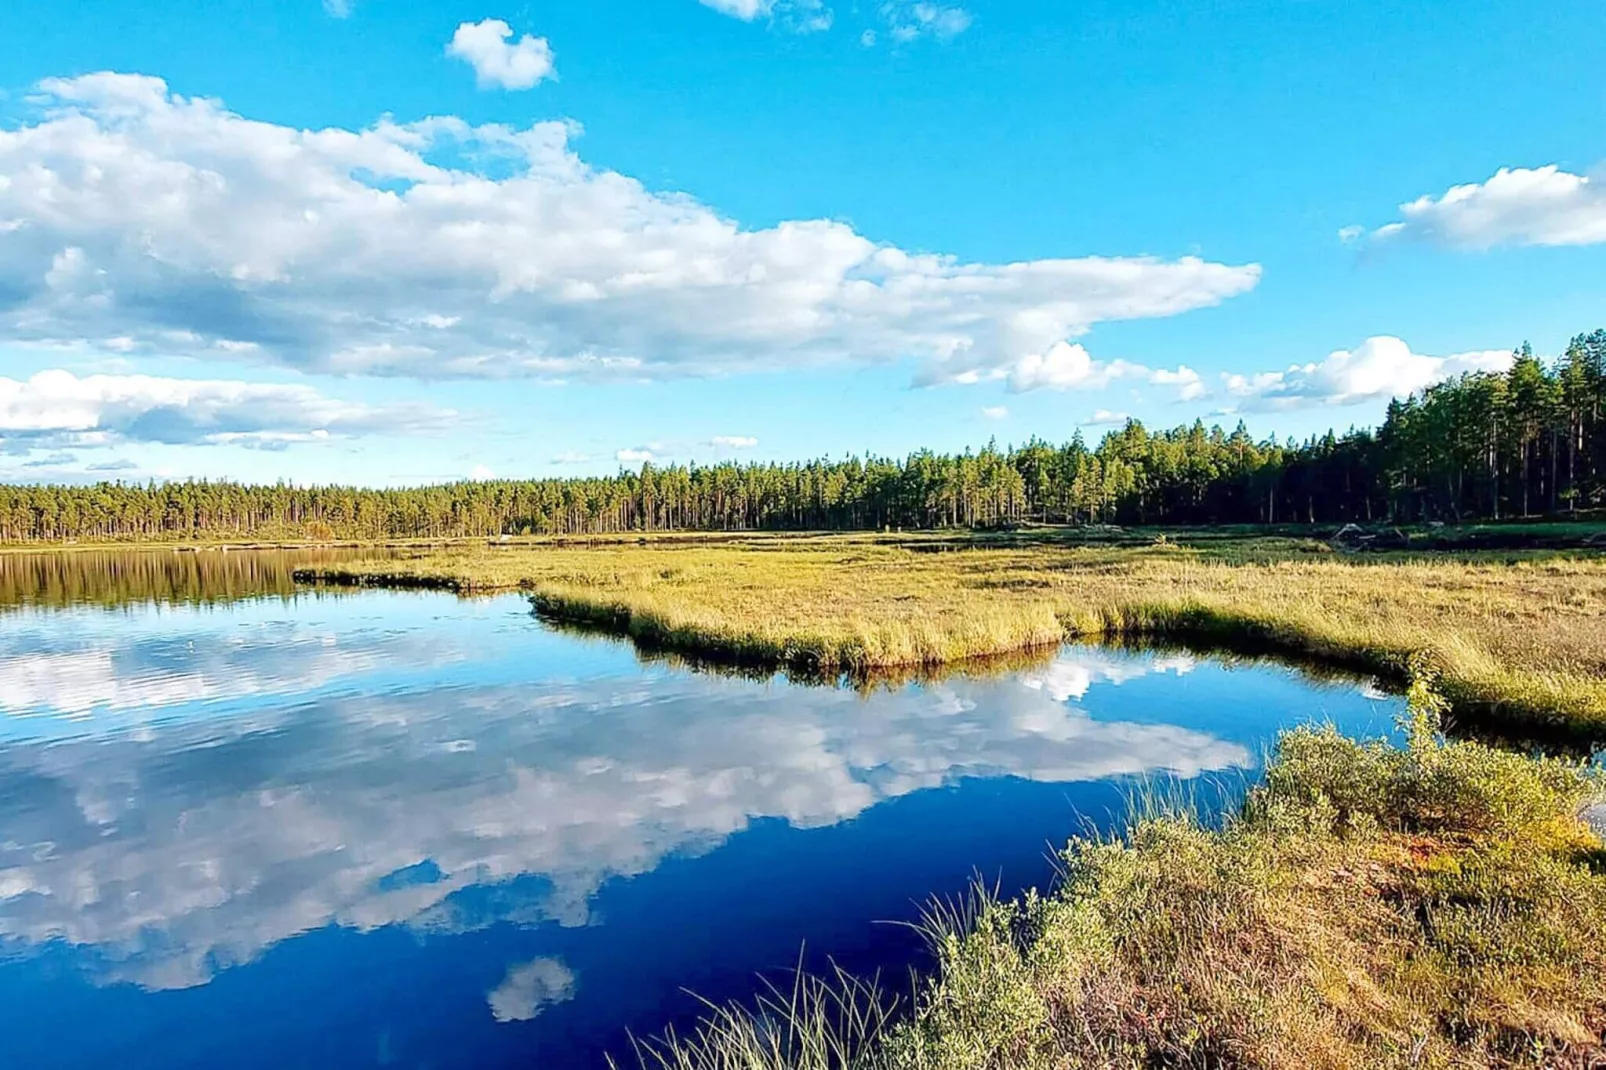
301,531,1606,732
626,705,1606,1069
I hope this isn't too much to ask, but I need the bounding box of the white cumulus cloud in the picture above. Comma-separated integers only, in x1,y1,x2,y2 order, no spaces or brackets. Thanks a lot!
0,74,1260,387
998,341,1197,398
1220,336,1514,413
1369,163,1606,249
447,19,556,91
0,369,452,452
1150,365,1207,401
710,435,758,449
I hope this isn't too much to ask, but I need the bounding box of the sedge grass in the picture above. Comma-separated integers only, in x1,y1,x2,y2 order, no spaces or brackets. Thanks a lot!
617,964,900,1070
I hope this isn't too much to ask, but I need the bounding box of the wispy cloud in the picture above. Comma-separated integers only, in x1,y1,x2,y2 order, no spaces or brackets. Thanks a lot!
699,0,771,18
879,1,972,43
698,0,832,33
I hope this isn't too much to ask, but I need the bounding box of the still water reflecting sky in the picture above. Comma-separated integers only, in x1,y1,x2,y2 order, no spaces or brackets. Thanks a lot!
0,579,1403,1069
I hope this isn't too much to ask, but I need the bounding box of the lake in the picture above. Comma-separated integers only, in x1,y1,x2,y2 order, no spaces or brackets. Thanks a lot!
0,550,1404,1069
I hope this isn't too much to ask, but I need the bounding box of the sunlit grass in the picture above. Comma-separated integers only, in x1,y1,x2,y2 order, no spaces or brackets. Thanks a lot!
303,532,1606,730
616,965,900,1070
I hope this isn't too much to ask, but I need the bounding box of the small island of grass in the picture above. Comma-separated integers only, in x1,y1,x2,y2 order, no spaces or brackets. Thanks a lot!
300,527,1606,737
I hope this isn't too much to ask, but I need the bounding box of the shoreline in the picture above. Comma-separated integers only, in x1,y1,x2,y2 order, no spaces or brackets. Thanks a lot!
632,719,1606,1068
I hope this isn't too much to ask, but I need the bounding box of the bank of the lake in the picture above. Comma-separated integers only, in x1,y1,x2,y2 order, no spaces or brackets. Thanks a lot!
299,532,1606,737
635,712,1606,1070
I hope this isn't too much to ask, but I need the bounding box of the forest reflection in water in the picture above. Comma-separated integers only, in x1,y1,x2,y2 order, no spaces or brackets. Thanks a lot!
0,545,407,612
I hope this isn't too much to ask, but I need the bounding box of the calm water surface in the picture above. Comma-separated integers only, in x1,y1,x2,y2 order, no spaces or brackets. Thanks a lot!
0,551,1404,1069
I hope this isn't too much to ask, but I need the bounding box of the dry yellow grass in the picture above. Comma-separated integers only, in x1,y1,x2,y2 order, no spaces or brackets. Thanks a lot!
303,533,1606,731
873,724,1606,1069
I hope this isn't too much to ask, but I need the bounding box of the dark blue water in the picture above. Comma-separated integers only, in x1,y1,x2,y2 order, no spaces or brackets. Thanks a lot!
0,579,1403,1069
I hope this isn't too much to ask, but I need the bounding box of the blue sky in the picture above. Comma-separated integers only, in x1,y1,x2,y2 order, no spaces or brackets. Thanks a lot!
0,0,1603,486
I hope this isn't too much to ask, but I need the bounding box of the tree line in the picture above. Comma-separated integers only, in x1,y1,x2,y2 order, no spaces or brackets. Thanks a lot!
2,330,1602,543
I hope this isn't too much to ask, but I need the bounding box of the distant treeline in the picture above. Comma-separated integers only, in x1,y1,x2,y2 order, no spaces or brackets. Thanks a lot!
3,330,1603,542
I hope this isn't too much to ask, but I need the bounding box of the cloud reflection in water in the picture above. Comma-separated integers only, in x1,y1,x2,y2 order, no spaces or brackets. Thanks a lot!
0,597,1252,992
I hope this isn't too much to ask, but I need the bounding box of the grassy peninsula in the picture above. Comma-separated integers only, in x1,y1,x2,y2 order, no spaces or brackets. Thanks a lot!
301,528,1606,735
